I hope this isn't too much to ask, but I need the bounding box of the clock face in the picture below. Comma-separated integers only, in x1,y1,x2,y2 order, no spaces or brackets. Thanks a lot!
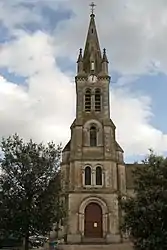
88,75,97,83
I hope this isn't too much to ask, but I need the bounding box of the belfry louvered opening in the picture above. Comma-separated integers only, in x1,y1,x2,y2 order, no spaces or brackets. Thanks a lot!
95,88,101,112
85,89,91,112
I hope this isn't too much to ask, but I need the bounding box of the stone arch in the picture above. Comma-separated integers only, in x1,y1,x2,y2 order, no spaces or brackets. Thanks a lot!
78,196,108,237
83,119,103,146
94,163,104,170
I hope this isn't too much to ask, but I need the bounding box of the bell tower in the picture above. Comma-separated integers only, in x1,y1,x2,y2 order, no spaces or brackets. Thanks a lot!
61,3,127,245
76,9,110,122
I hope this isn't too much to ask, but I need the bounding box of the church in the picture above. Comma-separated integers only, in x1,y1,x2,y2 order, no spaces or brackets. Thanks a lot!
60,4,135,248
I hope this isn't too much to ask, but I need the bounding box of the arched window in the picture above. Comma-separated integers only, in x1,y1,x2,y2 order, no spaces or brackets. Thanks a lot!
95,89,101,112
96,166,102,185
85,166,91,185
85,89,91,112
90,126,97,147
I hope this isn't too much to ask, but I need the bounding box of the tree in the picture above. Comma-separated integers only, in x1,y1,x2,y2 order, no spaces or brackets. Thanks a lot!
121,151,167,250
0,134,64,250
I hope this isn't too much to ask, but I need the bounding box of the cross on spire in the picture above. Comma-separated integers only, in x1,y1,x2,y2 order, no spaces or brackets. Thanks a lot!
90,2,96,15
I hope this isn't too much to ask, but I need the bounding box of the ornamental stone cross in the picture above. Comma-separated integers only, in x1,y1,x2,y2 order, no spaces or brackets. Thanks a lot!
90,2,96,14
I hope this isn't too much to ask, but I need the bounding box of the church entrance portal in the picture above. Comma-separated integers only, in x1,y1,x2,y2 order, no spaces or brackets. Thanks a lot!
84,202,103,238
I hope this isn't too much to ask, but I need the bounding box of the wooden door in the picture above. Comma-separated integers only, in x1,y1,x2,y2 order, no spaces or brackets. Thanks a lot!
84,202,102,238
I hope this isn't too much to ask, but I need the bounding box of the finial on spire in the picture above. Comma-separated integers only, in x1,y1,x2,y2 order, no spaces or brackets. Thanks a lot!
102,48,109,63
90,2,96,15
77,48,83,63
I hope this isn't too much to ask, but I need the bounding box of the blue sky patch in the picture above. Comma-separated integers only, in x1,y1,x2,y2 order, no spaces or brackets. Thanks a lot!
0,67,27,85
15,5,73,34
0,21,12,43
130,73,167,134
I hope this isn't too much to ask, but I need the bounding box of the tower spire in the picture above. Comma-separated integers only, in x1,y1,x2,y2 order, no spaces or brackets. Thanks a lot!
82,3,102,75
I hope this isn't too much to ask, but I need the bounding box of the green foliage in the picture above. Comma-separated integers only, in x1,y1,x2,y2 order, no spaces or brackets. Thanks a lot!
0,134,64,250
121,151,167,250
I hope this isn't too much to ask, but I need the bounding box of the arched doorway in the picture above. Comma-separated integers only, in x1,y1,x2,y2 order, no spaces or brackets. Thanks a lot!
84,202,103,238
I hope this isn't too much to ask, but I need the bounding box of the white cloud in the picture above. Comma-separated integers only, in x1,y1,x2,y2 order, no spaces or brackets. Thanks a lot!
0,32,75,144
0,1,42,31
0,31,58,76
111,88,167,156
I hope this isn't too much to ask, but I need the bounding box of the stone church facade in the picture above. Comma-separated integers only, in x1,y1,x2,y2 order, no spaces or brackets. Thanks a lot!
61,10,135,245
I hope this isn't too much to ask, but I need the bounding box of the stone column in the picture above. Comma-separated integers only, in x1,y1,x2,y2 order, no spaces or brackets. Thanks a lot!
103,213,108,237
92,169,95,186
79,212,84,236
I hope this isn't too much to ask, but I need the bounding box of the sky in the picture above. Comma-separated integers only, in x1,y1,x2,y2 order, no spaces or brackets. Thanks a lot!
0,0,167,162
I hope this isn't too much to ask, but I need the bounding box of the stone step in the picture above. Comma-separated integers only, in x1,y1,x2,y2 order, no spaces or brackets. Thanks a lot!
59,243,133,250
82,237,106,244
